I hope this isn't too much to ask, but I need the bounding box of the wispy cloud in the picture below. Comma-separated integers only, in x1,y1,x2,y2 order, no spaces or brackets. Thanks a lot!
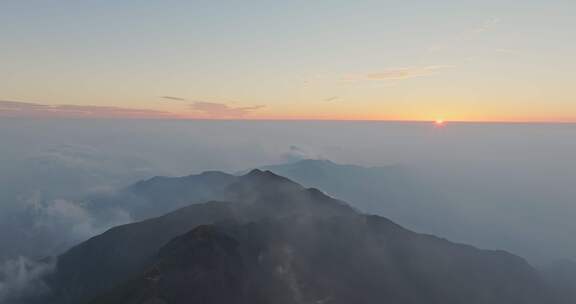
190,101,265,118
427,17,502,53
494,48,516,54
0,256,54,302
473,17,500,33
282,145,323,162
160,96,187,101
0,100,174,119
342,65,450,82
323,96,340,102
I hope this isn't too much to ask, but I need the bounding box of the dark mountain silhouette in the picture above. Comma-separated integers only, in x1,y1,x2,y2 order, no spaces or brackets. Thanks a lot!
42,170,557,304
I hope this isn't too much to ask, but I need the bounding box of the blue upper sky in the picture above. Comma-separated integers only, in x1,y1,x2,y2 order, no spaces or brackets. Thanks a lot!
1,0,575,121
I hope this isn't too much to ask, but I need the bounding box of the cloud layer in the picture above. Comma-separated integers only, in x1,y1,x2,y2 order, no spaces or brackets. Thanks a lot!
0,100,174,119
0,99,268,119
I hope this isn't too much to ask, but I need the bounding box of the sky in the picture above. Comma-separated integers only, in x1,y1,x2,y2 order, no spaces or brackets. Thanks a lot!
1,0,575,122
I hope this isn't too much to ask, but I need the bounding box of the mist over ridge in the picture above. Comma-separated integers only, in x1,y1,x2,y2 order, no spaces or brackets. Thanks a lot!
1,118,576,302
1,119,575,262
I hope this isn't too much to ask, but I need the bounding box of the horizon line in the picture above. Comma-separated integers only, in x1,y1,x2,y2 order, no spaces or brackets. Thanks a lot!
2,116,576,124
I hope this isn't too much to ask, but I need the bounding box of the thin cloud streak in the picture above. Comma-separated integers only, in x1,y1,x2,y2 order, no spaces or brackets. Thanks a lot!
160,96,187,101
190,101,265,118
342,65,451,82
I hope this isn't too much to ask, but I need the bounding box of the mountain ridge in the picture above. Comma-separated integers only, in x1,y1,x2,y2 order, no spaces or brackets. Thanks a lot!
39,169,557,304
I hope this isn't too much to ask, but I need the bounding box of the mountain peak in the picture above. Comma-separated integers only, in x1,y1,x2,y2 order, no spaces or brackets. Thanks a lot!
242,169,296,185
245,168,264,175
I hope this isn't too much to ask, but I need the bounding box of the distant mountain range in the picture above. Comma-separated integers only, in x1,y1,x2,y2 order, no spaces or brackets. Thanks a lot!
85,159,458,236
34,169,557,304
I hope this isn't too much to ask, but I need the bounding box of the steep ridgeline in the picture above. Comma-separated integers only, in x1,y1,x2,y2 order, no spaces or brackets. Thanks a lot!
259,159,458,235
44,170,556,304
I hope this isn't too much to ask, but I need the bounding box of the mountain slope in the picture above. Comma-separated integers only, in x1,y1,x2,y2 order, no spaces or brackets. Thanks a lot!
45,170,556,304
92,215,553,304
47,170,352,303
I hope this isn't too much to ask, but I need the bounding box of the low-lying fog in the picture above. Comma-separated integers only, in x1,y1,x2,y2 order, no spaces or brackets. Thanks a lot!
1,118,575,267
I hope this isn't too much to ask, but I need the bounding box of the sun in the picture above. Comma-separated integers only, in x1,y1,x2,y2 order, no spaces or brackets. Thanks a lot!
434,119,445,127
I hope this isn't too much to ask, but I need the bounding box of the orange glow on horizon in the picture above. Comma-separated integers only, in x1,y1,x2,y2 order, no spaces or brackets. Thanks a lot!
434,119,445,127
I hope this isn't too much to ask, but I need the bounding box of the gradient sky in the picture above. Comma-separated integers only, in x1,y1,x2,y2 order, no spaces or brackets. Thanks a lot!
1,0,575,121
